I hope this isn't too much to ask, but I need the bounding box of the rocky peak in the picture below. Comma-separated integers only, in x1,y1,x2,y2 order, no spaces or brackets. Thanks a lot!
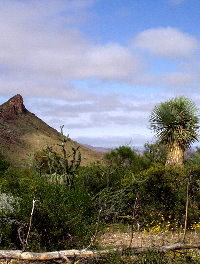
0,94,27,119
8,94,26,114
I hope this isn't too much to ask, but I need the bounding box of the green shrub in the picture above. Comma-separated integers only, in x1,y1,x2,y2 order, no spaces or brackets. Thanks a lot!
143,142,167,165
78,162,132,194
92,163,199,227
0,167,97,250
104,146,148,173
1,149,199,251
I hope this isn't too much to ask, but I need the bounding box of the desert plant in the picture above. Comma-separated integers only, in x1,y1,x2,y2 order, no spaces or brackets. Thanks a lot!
33,126,81,188
150,96,199,166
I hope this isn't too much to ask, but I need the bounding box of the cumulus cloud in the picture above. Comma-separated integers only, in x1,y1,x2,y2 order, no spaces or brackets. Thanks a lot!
133,27,199,59
0,0,143,100
0,76,96,102
21,93,155,141
0,1,199,148
28,93,156,125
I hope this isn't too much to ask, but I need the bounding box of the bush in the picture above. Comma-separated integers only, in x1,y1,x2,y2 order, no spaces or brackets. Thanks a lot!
79,162,133,195
92,163,199,228
1,148,199,251
143,142,167,165
0,167,97,250
138,165,187,223
104,146,148,173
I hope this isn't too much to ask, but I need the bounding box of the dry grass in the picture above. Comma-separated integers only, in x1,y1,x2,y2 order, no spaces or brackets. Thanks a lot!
98,225,200,249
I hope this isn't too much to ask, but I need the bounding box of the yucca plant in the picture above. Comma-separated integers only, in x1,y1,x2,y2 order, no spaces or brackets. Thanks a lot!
150,97,199,166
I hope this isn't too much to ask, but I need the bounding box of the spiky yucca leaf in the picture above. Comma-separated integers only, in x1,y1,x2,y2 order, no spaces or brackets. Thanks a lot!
150,96,199,150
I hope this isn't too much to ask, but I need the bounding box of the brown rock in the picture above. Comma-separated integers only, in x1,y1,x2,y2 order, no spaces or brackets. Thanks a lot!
0,94,27,119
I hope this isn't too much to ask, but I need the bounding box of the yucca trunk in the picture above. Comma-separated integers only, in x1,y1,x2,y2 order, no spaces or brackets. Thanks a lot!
165,141,184,166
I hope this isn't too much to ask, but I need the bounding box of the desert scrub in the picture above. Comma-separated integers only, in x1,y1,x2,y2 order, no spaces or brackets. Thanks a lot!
0,191,19,214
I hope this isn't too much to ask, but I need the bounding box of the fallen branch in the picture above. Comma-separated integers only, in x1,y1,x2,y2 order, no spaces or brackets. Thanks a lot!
125,243,200,254
0,243,199,261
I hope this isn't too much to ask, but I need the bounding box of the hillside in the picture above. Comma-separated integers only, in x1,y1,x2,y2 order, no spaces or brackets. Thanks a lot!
0,94,102,166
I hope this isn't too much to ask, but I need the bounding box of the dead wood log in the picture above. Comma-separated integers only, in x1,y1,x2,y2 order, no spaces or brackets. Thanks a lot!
125,243,200,254
0,249,106,261
0,243,199,261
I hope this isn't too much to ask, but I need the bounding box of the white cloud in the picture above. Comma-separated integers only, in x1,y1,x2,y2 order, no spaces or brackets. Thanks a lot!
161,72,200,87
80,44,142,80
133,27,199,59
0,1,199,148
0,0,143,99
0,75,95,101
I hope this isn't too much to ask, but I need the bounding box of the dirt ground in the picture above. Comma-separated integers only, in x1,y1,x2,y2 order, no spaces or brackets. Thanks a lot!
98,226,200,248
0,227,199,264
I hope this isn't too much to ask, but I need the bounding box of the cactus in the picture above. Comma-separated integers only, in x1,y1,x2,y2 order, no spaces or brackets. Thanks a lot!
34,125,81,188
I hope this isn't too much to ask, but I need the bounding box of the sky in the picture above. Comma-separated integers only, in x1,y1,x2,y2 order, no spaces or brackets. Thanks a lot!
0,0,200,148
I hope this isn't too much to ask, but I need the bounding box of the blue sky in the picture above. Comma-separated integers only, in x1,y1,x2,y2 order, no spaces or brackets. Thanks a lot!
0,0,200,147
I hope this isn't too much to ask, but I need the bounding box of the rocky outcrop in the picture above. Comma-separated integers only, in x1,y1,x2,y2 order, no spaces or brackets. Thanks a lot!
0,94,27,119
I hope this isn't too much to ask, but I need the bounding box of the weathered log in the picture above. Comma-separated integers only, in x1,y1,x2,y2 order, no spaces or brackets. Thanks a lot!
0,243,199,261
125,243,200,254
0,249,106,261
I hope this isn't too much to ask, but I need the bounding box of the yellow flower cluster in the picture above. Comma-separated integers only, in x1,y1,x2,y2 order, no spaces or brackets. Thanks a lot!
143,215,175,233
143,215,200,233
190,221,200,230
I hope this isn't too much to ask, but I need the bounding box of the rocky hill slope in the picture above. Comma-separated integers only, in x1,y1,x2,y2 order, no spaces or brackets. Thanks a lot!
0,94,102,166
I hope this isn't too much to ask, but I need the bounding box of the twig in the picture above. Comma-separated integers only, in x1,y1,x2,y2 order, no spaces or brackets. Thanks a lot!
129,196,140,248
182,174,191,243
23,199,37,251
85,207,102,250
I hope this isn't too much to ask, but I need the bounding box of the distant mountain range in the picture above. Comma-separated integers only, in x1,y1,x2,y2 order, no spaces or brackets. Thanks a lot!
0,94,102,166
82,144,112,154
82,144,146,157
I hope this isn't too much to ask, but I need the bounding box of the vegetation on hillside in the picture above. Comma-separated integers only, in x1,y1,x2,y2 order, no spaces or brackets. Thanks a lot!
0,96,200,263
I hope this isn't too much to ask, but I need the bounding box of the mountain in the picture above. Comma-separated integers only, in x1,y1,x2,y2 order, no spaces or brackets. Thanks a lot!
83,144,112,154
0,94,102,166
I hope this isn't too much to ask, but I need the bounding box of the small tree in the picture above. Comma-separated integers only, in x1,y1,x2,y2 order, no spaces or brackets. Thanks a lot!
104,146,137,167
143,141,167,165
150,97,199,166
